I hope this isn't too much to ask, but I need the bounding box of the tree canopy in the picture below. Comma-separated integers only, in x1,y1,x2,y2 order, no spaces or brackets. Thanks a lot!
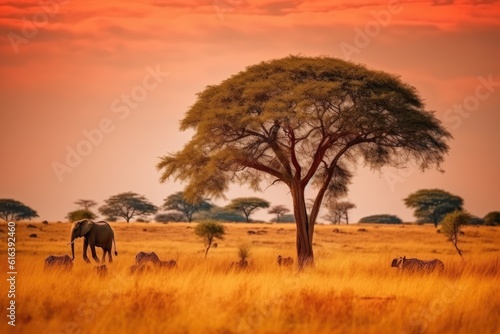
194,221,226,258
98,192,157,222
484,211,500,226
226,197,270,222
404,189,463,227
441,210,471,259
323,200,356,224
0,199,39,221
162,192,212,222
66,209,97,222
158,55,451,268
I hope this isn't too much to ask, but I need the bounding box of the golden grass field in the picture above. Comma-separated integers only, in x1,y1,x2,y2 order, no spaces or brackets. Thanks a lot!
0,221,499,334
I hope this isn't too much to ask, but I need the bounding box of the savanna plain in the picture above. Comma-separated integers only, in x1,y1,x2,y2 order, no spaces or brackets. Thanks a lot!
0,221,499,334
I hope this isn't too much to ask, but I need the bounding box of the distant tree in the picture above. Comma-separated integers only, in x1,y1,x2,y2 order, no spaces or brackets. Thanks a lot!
162,192,212,222
74,199,98,211
404,189,463,227
157,56,451,267
197,206,247,222
226,197,270,223
66,209,97,222
0,199,39,221
268,205,290,223
323,200,356,224
194,221,226,258
98,192,157,223
359,214,403,224
484,211,500,226
441,210,471,259
155,212,184,223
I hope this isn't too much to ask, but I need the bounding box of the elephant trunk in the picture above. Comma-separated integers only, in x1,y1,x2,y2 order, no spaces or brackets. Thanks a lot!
71,242,75,260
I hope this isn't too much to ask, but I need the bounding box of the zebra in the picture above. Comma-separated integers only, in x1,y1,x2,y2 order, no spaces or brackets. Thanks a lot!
44,255,73,270
391,256,444,273
131,252,176,273
277,255,294,267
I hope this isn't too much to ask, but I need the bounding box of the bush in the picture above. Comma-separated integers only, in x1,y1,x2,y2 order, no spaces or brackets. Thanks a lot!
66,209,97,222
358,214,402,224
484,211,500,226
441,210,471,259
155,212,185,223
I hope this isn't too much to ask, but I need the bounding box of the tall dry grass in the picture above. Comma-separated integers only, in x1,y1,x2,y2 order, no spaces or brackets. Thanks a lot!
0,222,498,334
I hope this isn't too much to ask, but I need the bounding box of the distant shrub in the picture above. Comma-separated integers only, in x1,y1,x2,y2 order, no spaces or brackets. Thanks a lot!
484,211,500,226
467,217,485,226
136,218,148,223
359,214,402,224
270,214,295,223
155,212,185,223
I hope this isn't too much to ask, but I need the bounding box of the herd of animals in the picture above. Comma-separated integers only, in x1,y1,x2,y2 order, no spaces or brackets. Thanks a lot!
43,219,446,274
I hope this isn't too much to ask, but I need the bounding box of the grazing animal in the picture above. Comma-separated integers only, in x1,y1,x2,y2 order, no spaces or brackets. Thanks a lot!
68,219,118,264
44,255,73,270
135,251,161,265
277,255,294,267
158,260,177,269
95,264,108,276
131,252,176,273
391,256,444,273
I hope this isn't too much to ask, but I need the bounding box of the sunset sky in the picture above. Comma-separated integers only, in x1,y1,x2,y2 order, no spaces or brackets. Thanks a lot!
1,0,499,222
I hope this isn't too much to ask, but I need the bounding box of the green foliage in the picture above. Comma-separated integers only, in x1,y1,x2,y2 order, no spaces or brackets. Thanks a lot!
358,214,402,224
0,199,39,221
194,221,226,258
196,206,247,222
268,205,290,223
484,211,500,226
226,197,270,222
441,210,471,259
157,55,452,267
98,192,157,223
162,192,212,222
66,209,97,222
404,189,463,227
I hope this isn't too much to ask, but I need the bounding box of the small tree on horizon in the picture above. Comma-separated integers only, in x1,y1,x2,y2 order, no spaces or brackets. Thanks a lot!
226,197,270,223
441,210,470,259
323,200,356,224
268,205,290,223
98,192,157,222
0,199,39,221
194,221,226,258
66,209,97,222
162,192,212,222
74,199,98,211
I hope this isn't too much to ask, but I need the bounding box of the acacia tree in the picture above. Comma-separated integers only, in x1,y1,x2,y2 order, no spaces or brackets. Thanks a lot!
441,210,470,259
99,192,157,222
0,199,38,221
162,192,212,222
226,197,270,222
323,200,356,224
194,221,226,258
157,56,451,268
74,199,98,211
404,189,463,227
268,205,290,223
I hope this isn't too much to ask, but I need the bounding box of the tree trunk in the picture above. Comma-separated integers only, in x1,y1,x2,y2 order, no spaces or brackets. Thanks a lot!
291,182,314,269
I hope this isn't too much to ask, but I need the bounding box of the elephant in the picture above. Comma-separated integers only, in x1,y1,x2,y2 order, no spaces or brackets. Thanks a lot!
68,219,118,264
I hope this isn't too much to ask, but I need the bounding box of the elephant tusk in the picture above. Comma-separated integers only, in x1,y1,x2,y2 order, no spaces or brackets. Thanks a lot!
67,241,75,245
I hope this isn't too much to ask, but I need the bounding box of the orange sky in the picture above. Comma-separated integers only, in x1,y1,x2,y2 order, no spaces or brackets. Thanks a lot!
1,0,499,222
